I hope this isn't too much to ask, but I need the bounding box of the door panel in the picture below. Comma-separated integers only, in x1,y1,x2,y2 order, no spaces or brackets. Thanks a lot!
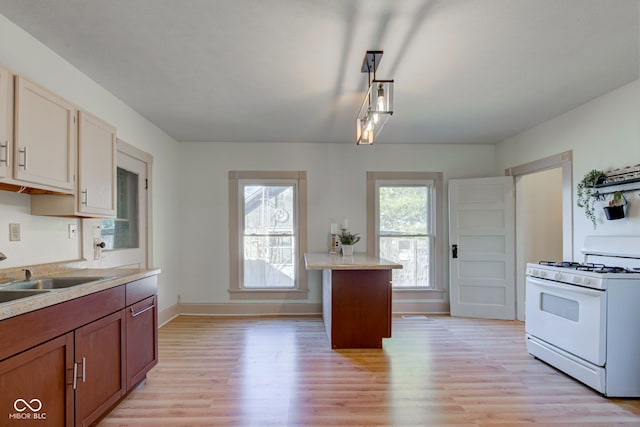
0,333,74,427
75,311,125,427
449,176,515,319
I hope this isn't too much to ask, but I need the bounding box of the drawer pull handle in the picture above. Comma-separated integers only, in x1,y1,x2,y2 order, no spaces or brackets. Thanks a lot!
130,303,154,317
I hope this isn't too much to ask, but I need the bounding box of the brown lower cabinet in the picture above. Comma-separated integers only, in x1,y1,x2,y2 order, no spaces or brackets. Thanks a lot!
0,275,158,426
75,310,126,427
125,295,158,389
0,332,74,426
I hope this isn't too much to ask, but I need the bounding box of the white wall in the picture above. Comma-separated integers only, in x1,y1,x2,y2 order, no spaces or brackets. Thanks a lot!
177,141,497,305
0,15,181,312
496,79,640,260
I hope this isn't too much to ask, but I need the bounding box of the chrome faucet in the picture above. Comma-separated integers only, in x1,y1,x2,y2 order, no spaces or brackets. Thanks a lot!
23,268,33,280
0,251,6,261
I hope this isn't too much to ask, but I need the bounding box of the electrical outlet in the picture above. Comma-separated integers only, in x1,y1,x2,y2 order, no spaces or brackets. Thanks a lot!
9,223,20,241
68,224,78,239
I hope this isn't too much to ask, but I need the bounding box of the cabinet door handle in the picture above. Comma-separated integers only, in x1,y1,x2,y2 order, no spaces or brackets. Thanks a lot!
130,303,155,318
81,189,88,206
73,362,78,389
18,147,27,170
73,357,86,390
0,141,7,165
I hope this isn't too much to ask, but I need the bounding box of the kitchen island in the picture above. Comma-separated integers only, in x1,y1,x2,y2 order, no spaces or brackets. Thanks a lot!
304,253,402,349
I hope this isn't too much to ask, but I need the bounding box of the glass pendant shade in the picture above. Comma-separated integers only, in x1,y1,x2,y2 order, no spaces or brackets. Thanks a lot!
356,79,393,145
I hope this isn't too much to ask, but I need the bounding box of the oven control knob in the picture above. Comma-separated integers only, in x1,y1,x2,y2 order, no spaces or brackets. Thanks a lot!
583,278,591,286
572,276,582,284
554,272,563,281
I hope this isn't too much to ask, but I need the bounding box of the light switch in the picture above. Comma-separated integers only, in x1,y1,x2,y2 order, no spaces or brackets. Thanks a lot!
9,223,20,241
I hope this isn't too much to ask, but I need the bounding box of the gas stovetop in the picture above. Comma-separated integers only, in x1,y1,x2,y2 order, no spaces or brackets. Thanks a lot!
538,261,640,274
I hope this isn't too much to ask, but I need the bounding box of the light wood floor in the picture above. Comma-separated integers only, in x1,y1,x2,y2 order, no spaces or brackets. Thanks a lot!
98,315,640,426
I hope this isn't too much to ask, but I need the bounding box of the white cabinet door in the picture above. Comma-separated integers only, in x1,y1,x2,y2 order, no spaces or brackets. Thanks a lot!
14,76,75,192
449,176,516,320
0,65,11,179
78,110,116,216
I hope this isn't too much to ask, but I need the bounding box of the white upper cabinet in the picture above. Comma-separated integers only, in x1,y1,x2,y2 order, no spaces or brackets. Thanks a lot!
0,65,11,179
77,110,116,216
31,110,117,217
14,76,76,192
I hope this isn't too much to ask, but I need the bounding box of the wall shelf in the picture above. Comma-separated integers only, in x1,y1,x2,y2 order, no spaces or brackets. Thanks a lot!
594,167,640,198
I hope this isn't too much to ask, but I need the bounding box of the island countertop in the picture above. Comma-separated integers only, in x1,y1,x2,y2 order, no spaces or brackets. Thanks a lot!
304,253,402,270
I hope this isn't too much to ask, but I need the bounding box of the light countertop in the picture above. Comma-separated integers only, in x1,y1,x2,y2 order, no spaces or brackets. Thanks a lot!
0,268,161,321
304,253,402,270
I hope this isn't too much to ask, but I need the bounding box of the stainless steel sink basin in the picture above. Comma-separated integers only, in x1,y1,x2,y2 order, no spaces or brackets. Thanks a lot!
0,289,50,303
2,276,114,290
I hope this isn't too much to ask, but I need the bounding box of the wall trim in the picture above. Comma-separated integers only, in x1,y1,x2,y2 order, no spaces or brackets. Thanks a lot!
160,301,450,320
158,303,180,327
393,300,449,314
179,302,322,316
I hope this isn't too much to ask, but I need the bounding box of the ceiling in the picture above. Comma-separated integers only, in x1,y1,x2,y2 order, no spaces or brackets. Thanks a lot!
0,0,638,144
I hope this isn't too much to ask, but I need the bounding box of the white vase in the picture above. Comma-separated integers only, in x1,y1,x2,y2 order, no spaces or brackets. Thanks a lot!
341,244,354,256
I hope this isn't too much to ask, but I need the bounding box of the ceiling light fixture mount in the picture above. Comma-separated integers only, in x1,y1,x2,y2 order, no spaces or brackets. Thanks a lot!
356,50,394,145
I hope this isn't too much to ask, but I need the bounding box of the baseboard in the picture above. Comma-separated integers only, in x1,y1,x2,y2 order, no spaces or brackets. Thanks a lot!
161,301,449,319
393,300,449,314
179,302,323,316
158,303,180,326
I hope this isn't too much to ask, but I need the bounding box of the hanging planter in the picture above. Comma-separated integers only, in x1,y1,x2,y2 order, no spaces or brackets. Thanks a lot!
577,169,605,229
603,191,626,221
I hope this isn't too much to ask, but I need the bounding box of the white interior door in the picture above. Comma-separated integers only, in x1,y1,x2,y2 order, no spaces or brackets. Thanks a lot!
449,176,515,319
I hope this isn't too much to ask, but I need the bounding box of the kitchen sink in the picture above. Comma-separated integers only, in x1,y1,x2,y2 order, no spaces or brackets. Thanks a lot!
0,289,51,303
1,276,114,291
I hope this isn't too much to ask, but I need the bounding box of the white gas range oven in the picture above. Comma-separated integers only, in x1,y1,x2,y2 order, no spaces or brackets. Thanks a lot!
525,235,640,397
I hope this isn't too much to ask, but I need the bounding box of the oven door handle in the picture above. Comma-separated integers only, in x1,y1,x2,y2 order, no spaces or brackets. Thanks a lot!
527,277,603,297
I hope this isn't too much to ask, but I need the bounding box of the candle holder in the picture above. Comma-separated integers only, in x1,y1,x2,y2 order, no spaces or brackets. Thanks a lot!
330,233,337,254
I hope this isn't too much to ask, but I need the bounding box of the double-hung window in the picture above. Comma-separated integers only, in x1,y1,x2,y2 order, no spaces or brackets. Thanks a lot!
367,172,443,293
229,171,308,299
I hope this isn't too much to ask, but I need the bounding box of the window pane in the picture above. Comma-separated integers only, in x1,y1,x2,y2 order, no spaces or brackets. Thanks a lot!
379,186,428,234
378,184,432,288
101,167,139,250
244,186,293,234
380,236,431,287
243,236,295,288
242,184,295,289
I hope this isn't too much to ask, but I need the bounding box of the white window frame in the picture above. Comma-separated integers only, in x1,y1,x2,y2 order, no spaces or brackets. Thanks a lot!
367,172,444,298
229,171,308,300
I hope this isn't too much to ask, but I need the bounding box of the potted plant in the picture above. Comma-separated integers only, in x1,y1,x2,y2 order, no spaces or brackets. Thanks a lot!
338,231,360,256
577,169,605,228
603,191,626,220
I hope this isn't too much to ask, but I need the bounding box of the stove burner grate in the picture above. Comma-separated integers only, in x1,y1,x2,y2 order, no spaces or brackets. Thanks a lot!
539,261,581,268
538,261,638,274
575,263,606,272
